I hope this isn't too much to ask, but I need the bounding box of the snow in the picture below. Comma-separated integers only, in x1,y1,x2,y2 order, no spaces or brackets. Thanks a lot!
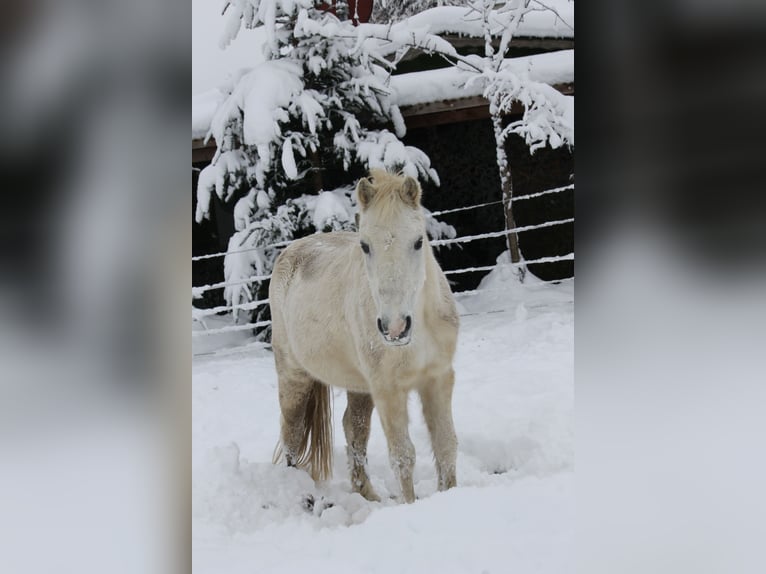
194,150,249,223
312,191,353,231
192,89,226,139
402,3,574,41
353,131,440,183
240,61,303,151
233,189,257,231
193,259,573,572
281,139,299,179
222,233,261,319
192,314,260,356
392,49,574,107
204,59,304,186
192,0,268,95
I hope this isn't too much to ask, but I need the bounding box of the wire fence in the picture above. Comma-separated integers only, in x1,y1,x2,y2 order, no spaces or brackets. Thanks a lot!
192,184,574,338
191,183,574,263
192,217,574,297
443,253,573,276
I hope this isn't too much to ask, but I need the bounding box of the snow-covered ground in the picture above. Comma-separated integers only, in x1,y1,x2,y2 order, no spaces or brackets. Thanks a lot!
193,263,573,573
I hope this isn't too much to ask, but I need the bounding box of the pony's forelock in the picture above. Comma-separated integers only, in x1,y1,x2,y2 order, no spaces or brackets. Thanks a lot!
359,170,423,220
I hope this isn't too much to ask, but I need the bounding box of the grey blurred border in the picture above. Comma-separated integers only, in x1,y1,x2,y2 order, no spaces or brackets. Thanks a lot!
0,1,190,572
577,1,766,572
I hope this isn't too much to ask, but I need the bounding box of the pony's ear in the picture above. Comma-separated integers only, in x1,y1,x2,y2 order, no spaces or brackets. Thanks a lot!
356,177,375,210
400,176,422,208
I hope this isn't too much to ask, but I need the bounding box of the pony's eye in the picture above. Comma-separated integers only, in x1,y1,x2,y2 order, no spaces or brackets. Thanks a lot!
414,237,423,251
360,241,370,255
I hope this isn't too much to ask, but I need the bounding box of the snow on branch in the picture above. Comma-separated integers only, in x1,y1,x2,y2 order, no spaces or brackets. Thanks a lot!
479,65,574,151
466,0,574,155
220,0,315,52
195,150,249,223
348,129,440,184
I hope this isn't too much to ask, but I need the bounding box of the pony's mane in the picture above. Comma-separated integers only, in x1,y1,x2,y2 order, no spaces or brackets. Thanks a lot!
364,169,421,215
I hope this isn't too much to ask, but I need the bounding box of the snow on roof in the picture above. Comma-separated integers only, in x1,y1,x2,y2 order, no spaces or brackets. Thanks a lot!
192,0,574,140
193,49,573,140
390,49,574,108
191,1,573,98
404,2,574,40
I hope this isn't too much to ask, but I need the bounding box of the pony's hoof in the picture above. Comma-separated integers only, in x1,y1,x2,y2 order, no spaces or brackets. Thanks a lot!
301,494,315,512
361,488,381,503
355,481,381,502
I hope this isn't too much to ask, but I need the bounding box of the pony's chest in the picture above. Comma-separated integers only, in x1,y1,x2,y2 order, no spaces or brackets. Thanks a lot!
385,332,449,387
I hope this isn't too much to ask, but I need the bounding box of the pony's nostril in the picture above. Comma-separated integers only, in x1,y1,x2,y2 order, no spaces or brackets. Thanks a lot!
377,317,384,334
404,315,412,334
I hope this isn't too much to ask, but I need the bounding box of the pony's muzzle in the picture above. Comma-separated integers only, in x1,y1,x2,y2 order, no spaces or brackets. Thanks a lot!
377,315,412,345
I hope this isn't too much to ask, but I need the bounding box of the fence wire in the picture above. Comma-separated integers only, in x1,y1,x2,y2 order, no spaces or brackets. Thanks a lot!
192,183,574,262
192,217,574,296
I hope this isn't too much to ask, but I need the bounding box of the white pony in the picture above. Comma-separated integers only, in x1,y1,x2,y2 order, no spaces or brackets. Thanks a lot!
269,170,459,503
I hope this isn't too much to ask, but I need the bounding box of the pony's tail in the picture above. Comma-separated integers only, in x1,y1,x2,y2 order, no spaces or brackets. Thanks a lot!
273,381,333,482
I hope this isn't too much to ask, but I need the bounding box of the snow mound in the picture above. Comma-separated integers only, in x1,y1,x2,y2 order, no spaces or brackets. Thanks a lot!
192,314,263,356
459,250,574,315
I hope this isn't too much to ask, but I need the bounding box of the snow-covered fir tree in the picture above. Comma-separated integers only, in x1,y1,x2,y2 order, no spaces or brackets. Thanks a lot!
195,0,446,334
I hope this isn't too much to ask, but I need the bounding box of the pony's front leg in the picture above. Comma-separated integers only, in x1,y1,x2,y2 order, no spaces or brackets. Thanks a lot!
343,391,380,502
419,370,457,491
372,387,416,503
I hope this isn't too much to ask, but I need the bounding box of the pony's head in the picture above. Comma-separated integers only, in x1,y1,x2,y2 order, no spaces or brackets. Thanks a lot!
356,170,427,346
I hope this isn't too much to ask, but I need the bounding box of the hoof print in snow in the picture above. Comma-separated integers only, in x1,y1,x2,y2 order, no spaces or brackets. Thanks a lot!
301,494,315,512
301,494,334,516
492,468,508,475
